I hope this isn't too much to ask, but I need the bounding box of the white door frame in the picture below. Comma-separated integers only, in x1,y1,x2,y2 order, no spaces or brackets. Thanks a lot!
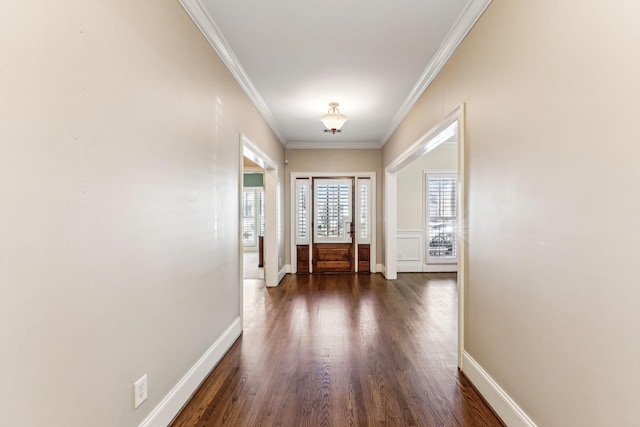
384,104,466,368
240,134,279,289
289,171,376,274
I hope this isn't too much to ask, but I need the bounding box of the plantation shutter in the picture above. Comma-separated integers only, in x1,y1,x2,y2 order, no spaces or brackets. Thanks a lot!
357,178,371,244
314,179,352,243
295,179,310,245
242,189,256,246
426,173,457,262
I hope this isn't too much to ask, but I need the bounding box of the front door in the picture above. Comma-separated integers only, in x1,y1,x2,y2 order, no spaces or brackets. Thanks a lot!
312,178,355,273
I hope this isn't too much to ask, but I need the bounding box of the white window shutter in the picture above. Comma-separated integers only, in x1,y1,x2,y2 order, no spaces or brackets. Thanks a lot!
357,178,371,244
426,173,457,263
242,189,256,246
295,179,310,245
314,179,352,243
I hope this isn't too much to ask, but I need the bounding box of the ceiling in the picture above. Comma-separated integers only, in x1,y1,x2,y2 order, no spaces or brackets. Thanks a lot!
181,0,490,148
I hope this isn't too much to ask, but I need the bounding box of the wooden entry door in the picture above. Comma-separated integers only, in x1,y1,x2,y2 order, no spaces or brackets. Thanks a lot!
312,178,355,273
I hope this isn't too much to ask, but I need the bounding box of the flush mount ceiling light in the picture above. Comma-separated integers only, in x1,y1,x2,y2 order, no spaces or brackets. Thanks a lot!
319,102,348,134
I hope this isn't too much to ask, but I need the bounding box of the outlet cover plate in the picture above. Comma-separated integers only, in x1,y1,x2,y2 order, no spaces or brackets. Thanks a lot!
134,374,148,409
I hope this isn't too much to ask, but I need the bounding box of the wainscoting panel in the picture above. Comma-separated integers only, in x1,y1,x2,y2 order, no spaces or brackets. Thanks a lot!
397,229,424,272
397,229,457,272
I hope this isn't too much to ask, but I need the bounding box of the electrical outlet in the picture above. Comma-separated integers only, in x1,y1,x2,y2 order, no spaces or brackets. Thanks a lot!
134,375,148,409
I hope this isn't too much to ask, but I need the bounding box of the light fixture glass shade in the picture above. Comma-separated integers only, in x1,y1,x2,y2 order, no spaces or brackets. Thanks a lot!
320,102,348,134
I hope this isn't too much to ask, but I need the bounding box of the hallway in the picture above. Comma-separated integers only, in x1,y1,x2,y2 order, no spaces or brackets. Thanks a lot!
171,273,502,426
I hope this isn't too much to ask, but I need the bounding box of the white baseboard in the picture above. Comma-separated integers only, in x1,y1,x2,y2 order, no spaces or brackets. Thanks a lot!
377,264,385,275
139,318,242,427
462,352,537,427
397,262,458,273
278,265,289,283
423,263,457,273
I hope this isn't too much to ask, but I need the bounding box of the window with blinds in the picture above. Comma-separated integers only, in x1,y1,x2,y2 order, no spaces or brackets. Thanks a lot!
295,179,310,245
242,187,264,247
426,173,457,262
357,178,371,244
314,179,352,242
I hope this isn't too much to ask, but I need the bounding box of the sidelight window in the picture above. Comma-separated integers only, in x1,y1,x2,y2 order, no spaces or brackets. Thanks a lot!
295,179,311,245
357,178,371,244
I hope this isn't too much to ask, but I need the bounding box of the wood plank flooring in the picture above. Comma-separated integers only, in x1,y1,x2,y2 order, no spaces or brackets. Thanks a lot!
171,273,503,427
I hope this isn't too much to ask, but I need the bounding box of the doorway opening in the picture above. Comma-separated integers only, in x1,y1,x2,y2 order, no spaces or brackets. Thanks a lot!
240,135,279,288
290,172,376,274
395,125,459,273
384,105,465,367
242,161,265,280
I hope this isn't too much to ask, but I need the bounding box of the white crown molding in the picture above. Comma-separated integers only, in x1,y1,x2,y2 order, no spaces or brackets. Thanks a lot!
286,141,382,150
179,0,287,146
379,0,492,146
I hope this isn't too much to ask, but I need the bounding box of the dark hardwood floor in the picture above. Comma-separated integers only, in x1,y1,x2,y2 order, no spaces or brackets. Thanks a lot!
171,273,503,427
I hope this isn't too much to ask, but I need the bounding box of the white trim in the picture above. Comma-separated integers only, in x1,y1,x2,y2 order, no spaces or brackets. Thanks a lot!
138,318,242,427
423,263,457,273
379,0,492,145
290,171,377,178
289,176,297,274
238,139,246,326
456,105,466,369
274,266,289,286
462,352,537,427
377,264,385,274
242,135,277,171
178,0,286,145
369,177,377,274
386,111,460,173
383,171,398,280
286,141,381,150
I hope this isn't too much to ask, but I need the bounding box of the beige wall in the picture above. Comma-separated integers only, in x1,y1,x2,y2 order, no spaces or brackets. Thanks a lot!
383,0,640,425
284,149,382,264
0,0,284,426
397,145,457,229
